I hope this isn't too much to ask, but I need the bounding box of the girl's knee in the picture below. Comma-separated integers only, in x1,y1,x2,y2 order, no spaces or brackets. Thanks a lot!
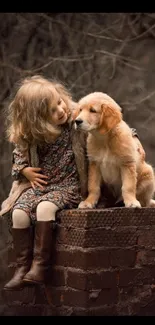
36,201,59,221
12,209,30,228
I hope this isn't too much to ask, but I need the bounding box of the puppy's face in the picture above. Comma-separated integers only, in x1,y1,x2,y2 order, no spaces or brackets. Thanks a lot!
75,102,102,132
74,96,122,135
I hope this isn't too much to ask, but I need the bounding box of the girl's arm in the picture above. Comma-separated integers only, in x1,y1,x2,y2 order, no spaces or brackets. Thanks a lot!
12,144,48,189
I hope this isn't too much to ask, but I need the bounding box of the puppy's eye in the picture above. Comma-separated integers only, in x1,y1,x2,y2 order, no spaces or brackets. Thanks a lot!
79,108,82,112
90,107,96,113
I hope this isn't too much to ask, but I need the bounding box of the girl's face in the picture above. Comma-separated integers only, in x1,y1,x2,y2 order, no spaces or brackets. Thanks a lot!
49,89,68,126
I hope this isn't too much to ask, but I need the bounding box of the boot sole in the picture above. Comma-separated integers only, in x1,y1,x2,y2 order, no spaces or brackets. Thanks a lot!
2,285,25,291
23,278,44,285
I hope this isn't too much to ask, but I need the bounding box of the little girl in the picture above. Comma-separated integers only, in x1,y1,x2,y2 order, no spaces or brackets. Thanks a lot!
2,75,88,290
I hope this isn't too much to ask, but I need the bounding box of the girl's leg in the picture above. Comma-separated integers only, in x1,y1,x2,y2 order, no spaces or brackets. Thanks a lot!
36,201,59,221
12,208,31,228
4,209,33,291
23,201,59,285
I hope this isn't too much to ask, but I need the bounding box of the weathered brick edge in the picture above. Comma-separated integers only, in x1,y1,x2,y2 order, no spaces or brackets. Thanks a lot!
1,208,155,316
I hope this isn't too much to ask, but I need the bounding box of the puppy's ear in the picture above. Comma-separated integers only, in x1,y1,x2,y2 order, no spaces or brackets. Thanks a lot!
99,103,122,134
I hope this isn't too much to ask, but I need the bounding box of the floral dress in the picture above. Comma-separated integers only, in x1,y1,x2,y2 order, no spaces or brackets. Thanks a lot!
12,124,82,222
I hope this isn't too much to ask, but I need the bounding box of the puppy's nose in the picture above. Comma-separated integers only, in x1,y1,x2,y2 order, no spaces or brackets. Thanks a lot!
75,119,83,126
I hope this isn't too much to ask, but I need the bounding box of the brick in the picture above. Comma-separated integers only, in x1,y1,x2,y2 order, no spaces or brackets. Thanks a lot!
118,284,154,315
2,286,36,305
132,285,154,315
72,305,117,316
0,305,8,316
122,291,155,316
116,303,129,315
116,300,141,316
67,269,117,290
149,265,155,280
87,271,117,290
87,305,117,316
64,289,88,308
128,300,141,316
138,297,155,316
84,227,138,248
49,267,65,286
54,246,110,270
43,305,55,316
88,287,118,307
2,304,45,316
34,286,49,304
86,248,110,269
58,212,88,228
136,250,155,266
138,228,155,247
54,246,86,269
138,305,155,316
119,267,154,287
44,286,87,308
110,249,136,267
67,269,86,290
68,307,87,316
119,285,143,302
43,305,75,316
56,226,85,247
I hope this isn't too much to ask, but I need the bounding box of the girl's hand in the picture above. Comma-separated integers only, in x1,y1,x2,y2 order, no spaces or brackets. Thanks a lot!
21,167,48,190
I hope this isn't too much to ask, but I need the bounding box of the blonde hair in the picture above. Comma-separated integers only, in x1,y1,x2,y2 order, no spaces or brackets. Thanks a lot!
6,75,73,151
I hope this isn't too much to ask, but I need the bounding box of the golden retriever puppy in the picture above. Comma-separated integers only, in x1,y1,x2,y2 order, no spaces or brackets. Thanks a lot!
74,92,155,209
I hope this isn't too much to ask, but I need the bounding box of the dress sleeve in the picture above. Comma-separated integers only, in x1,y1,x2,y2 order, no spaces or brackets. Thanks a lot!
12,144,29,181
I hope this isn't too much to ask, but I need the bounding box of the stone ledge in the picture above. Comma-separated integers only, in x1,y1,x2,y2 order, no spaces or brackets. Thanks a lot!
1,207,155,316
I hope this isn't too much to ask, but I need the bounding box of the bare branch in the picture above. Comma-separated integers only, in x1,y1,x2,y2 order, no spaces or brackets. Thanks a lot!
121,90,155,107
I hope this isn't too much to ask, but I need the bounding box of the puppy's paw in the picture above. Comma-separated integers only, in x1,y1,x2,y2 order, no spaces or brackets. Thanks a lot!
78,201,95,209
125,199,141,208
149,199,155,208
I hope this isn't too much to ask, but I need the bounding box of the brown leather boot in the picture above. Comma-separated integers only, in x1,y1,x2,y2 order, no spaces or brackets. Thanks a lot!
4,227,34,291
23,221,54,285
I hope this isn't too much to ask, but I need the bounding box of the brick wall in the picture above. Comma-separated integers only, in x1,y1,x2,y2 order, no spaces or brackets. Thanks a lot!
1,208,155,316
